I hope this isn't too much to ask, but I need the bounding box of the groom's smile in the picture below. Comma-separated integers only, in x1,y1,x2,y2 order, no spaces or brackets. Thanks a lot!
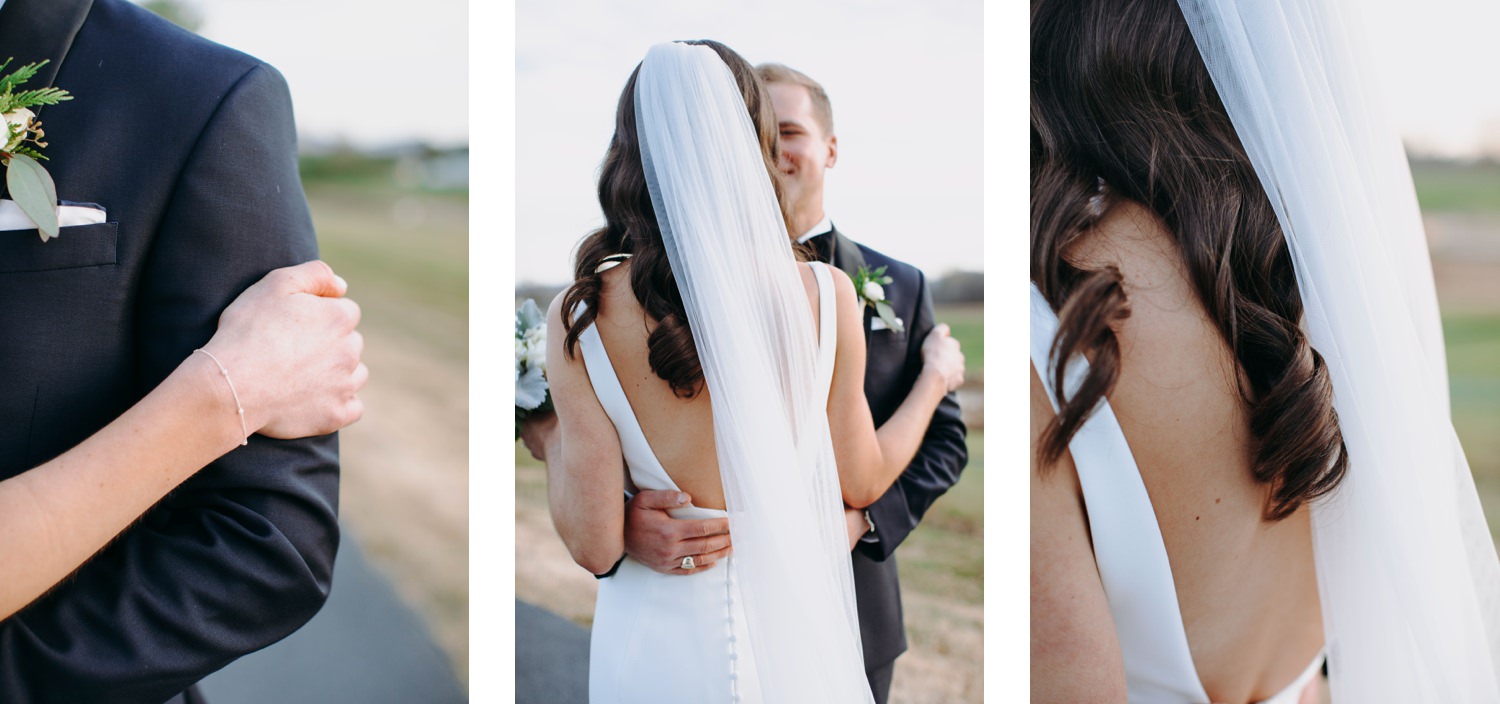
767,81,837,236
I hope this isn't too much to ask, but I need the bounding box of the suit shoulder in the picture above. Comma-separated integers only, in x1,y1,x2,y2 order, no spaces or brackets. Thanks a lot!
853,242,925,286
86,0,280,92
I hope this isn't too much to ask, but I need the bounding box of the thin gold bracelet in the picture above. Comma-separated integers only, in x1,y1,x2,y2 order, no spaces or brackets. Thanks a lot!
194,348,249,446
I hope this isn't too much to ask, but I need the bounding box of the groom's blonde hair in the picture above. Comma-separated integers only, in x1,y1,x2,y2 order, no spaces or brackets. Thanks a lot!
756,63,834,136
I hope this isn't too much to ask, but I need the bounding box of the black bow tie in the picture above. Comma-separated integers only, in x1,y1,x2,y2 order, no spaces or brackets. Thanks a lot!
807,232,834,265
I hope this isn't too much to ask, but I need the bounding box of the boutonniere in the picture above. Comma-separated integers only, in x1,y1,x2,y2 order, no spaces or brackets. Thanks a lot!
853,264,904,333
0,58,73,242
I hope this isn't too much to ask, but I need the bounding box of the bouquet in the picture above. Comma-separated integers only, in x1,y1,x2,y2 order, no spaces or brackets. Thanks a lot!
515,298,552,439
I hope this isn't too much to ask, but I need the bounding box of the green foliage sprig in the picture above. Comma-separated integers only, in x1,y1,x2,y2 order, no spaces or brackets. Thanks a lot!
853,264,905,334
0,58,73,241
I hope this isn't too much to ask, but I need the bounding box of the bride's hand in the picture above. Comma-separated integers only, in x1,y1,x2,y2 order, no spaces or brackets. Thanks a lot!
843,507,868,551
920,323,965,393
199,261,368,439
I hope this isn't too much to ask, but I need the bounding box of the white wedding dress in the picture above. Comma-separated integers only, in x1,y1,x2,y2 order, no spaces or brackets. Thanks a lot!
581,262,840,704
1030,283,1323,703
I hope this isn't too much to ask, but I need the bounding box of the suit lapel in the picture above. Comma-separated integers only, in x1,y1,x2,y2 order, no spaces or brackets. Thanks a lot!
0,0,93,112
827,225,866,275
828,226,875,345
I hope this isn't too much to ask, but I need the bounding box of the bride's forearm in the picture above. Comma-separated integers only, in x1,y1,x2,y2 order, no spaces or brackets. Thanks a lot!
0,354,244,619
840,368,949,509
872,369,949,491
547,444,626,576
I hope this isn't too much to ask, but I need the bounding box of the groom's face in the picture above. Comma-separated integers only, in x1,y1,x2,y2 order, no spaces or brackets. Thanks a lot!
767,82,837,222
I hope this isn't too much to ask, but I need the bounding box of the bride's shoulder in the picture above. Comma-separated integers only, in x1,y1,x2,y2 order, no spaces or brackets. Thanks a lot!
796,260,855,291
795,261,857,307
547,288,569,326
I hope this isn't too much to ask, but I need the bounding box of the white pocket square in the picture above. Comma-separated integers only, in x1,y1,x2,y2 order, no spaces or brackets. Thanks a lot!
0,199,106,231
870,317,890,331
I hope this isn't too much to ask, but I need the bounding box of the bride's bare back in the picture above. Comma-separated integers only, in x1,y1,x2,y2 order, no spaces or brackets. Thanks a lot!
589,261,823,510
1033,202,1323,703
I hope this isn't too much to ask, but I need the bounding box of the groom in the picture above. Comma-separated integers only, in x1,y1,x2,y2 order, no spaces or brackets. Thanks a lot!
0,1,339,702
612,63,969,703
769,61,968,704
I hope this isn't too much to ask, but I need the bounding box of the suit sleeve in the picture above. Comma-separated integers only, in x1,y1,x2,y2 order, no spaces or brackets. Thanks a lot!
857,267,968,562
0,64,339,704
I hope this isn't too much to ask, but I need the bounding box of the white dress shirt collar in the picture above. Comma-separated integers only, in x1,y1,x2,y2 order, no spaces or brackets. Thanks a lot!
795,214,833,244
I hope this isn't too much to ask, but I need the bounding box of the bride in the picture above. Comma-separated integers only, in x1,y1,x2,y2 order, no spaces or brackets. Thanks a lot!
1031,0,1500,702
542,40,964,703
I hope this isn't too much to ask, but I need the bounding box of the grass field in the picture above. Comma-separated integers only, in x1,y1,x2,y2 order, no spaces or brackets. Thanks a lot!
1412,159,1500,542
936,304,984,380
1412,159,1500,214
301,169,470,684
1442,312,1500,542
308,181,468,362
887,431,984,701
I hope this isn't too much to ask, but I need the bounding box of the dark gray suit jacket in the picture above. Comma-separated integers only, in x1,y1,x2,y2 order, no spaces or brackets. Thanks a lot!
818,226,969,672
0,1,338,701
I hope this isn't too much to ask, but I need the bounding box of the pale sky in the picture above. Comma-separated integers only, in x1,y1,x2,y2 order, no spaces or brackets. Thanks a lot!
1358,0,1500,158
514,0,984,286
181,0,468,147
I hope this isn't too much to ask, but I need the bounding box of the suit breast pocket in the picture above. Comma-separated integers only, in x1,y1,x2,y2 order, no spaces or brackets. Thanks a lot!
865,327,912,385
0,222,118,274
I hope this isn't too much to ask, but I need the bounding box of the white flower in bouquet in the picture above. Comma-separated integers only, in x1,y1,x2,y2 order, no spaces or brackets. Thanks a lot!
516,365,548,411
522,326,548,373
515,298,552,438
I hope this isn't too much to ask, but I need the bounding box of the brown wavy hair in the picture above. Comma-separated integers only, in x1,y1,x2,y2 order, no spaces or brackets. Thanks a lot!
561,40,788,399
1030,0,1347,520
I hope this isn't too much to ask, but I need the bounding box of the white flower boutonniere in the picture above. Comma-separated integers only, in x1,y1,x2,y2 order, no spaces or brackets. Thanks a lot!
853,265,904,334
0,58,72,242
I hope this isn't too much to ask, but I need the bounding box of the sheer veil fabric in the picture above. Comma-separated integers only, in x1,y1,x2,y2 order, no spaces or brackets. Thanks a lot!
633,42,874,702
1177,0,1500,699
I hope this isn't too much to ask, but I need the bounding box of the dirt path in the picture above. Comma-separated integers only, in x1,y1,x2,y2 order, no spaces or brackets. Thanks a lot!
337,322,470,682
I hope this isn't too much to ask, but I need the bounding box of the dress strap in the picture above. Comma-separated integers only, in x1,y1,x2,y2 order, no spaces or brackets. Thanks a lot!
810,262,837,396
1029,282,1208,702
573,303,677,496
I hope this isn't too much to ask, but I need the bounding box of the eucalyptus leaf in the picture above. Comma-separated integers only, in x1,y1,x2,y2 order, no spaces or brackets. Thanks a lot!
874,300,905,334
7,153,57,241
516,298,545,336
516,365,549,411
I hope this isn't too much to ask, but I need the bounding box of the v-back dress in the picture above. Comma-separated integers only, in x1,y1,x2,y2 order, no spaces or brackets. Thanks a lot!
581,262,840,704
1030,283,1323,703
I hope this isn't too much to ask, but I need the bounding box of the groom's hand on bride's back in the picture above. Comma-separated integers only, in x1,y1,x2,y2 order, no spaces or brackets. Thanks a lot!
624,490,732,575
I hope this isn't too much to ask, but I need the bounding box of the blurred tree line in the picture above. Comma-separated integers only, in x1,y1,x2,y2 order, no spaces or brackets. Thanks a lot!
142,0,203,32
517,270,983,306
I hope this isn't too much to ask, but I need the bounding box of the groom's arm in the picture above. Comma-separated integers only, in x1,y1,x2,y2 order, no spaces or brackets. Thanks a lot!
0,63,338,704
858,267,968,561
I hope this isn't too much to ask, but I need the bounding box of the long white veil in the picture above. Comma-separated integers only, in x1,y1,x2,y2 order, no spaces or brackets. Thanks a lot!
1177,0,1500,699
634,42,874,702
